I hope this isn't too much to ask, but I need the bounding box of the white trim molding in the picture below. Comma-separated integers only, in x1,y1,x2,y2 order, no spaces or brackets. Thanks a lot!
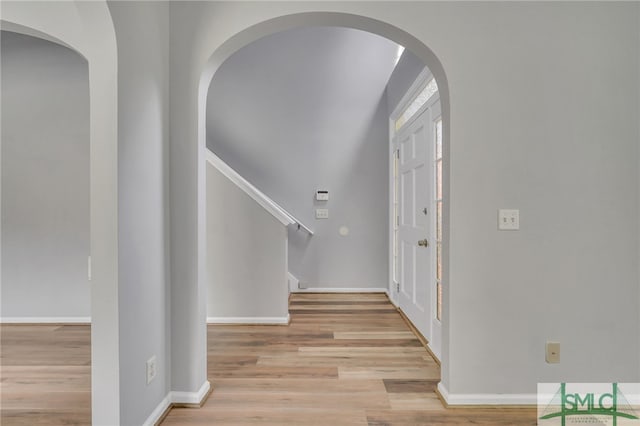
207,315,290,325
171,380,212,405
143,381,212,426
389,67,433,124
437,382,537,406
288,272,300,293
142,394,171,426
292,287,388,294
0,317,91,324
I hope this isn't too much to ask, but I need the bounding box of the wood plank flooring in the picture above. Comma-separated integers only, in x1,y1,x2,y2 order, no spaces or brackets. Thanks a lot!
0,324,91,425
164,293,537,425
1,294,537,425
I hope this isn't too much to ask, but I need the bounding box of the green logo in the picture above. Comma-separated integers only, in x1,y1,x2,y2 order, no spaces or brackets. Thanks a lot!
539,383,639,426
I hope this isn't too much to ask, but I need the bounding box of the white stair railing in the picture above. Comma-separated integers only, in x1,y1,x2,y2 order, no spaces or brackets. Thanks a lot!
205,150,314,235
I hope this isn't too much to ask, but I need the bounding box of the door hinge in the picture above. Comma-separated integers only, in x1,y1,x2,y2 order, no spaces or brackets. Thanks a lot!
396,282,400,292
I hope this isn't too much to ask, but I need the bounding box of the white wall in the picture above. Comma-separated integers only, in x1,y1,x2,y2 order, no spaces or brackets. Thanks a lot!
206,162,289,321
107,2,171,425
1,31,90,320
206,26,396,290
170,1,640,404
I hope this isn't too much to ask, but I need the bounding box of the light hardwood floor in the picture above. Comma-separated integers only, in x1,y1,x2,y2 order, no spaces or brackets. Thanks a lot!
1,324,91,425
163,293,536,425
1,294,536,425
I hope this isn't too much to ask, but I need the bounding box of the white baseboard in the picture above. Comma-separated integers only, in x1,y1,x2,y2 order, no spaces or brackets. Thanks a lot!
207,314,290,325
171,380,211,405
292,287,388,293
0,317,91,324
387,291,399,307
142,381,211,426
142,394,171,426
437,382,536,405
288,272,299,293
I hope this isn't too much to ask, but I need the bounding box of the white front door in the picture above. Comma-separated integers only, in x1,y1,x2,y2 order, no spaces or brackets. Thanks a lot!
394,111,433,341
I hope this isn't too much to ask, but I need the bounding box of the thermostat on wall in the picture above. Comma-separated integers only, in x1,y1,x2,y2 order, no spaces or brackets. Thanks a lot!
316,190,329,201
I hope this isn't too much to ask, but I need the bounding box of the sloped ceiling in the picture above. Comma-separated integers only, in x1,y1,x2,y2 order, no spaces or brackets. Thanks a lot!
206,26,399,222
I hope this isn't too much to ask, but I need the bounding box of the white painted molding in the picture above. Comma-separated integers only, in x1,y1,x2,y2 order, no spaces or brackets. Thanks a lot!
389,66,433,122
387,291,399,307
437,382,536,405
0,317,91,324
292,287,388,294
142,381,211,426
205,150,313,234
288,272,300,293
141,394,171,426
207,315,290,325
171,380,212,405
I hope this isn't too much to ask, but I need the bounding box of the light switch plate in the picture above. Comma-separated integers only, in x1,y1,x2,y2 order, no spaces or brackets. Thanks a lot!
316,209,329,219
546,342,560,364
498,209,520,230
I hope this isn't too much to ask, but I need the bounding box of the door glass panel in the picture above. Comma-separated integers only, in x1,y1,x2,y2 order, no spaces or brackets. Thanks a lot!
437,282,442,321
436,243,442,320
436,160,442,200
434,117,443,322
393,151,399,282
435,119,442,159
436,242,442,281
436,201,442,241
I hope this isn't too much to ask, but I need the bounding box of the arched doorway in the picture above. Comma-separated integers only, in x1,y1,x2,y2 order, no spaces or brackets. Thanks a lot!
196,10,450,396
0,3,120,424
1,28,91,421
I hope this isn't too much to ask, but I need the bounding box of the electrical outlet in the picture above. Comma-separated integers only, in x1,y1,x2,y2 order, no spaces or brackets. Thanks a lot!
498,209,520,230
546,342,560,364
316,209,329,219
146,355,157,385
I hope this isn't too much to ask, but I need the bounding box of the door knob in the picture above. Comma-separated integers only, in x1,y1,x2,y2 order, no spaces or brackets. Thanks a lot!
418,239,429,247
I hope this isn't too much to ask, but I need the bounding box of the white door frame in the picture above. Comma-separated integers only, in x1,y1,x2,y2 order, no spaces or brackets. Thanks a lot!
388,67,441,358
429,101,442,360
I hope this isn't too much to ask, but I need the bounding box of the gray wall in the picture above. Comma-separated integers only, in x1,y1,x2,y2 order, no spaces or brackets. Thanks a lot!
206,162,289,319
1,31,90,319
206,26,398,290
107,2,171,425
386,49,426,114
169,1,640,402
435,2,639,393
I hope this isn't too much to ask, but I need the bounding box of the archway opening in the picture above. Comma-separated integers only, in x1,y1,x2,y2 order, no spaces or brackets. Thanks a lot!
1,29,92,424
1,4,120,423
197,11,451,398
